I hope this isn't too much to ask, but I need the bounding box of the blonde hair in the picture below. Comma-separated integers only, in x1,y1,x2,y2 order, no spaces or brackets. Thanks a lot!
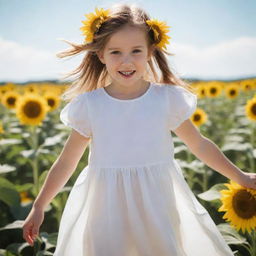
56,3,195,102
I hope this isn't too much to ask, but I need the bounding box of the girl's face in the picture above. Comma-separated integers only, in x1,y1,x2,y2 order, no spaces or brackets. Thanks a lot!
97,25,152,89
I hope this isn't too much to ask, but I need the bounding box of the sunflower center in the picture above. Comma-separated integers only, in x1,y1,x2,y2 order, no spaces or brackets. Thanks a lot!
245,84,251,90
7,97,16,106
210,88,216,94
23,101,42,118
232,190,256,219
48,99,55,107
251,103,256,115
229,89,236,96
194,114,201,122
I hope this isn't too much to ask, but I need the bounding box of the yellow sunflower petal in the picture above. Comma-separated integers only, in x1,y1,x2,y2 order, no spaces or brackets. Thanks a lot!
80,7,110,44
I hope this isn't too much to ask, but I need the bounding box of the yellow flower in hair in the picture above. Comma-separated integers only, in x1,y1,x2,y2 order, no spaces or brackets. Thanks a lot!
80,7,110,44
146,19,171,50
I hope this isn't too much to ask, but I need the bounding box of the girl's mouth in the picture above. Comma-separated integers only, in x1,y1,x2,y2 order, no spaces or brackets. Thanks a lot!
118,71,136,78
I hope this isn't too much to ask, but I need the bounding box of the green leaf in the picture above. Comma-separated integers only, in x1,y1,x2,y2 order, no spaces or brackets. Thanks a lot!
224,134,244,143
15,183,34,193
217,223,249,246
0,177,20,207
197,183,228,201
0,249,8,256
37,148,51,155
178,159,205,174
0,220,24,231
0,164,16,174
174,145,188,154
228,128,251,135
42,133,65,147
221,142,252,152
20,149,36,158
0,138,22,146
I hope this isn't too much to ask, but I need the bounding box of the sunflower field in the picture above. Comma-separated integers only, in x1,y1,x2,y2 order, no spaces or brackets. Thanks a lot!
0,79,255,255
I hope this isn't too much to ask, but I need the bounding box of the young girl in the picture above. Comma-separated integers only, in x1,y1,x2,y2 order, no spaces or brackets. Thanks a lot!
22,3,256,256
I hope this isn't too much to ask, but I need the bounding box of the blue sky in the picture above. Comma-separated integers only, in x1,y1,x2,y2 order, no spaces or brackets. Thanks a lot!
0,0,256,82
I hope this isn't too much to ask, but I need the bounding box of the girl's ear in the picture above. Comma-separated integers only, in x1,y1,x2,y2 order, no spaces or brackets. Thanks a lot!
96,51,105,64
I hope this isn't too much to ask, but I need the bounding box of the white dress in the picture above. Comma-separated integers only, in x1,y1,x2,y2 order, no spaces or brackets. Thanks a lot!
54,82,234,256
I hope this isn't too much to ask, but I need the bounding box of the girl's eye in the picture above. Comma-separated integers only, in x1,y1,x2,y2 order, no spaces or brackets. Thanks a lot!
110,49,141,55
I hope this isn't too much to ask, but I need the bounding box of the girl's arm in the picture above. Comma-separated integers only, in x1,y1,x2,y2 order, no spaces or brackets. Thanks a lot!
23,129,90,245
32,129,91,210
173,119,256,189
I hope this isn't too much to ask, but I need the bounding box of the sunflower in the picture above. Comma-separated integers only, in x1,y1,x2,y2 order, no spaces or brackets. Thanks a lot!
43,92,61,111
205,82,223,98
195,84,206,99
190,108,208,127
146,19,171,50
23,83,41,95
20,191,33,205
240,80,253,92
4,82,16,92
15,93,50,126
225,83,240,99
1,90,21,109
245,97,256,121
41,83,63,95
80,7,110,44
218,180,256,234
0,84,9,95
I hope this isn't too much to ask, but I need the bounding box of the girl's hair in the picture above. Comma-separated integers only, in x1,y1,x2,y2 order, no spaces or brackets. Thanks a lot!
56,3,195,102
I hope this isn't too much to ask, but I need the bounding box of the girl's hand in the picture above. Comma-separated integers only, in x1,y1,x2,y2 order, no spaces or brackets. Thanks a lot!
238,172,256,190
22,206,44,246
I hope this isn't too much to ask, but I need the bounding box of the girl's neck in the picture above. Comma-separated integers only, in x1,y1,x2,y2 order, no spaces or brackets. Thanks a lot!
105,80,151,99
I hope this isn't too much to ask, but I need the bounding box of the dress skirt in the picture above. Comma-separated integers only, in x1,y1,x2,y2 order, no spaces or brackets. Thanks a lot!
53,160,234,256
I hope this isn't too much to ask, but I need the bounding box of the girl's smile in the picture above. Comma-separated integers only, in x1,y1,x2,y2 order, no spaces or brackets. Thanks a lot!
118,70,136,78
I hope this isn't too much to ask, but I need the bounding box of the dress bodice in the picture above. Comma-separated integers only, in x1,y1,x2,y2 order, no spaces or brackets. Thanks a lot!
60,82,197,168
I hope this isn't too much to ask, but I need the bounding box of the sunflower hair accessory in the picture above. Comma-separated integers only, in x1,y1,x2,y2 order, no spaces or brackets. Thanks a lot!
80,7,111,44
145,19,171,50
80,7,171,50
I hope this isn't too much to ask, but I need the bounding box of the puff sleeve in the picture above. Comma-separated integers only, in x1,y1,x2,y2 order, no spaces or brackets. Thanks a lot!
60,93,92,138
166,85,197,131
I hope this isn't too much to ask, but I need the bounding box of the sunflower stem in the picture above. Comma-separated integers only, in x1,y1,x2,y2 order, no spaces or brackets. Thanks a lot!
30,125,40,195
250,229,256,256
202,168,208,192
249,122,255,173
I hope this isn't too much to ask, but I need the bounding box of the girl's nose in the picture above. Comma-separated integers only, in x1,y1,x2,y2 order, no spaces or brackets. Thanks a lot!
121,55,132,64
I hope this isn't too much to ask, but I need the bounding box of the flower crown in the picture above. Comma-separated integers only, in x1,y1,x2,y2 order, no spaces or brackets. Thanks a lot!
80,7,171,50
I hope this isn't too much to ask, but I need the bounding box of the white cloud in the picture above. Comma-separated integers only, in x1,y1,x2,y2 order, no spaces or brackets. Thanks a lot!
0,36,256,82
0,37,81,83
169,36,256,80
